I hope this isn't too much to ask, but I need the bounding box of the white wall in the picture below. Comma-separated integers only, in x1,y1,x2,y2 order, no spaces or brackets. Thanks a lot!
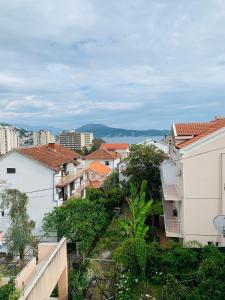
0,152,56,237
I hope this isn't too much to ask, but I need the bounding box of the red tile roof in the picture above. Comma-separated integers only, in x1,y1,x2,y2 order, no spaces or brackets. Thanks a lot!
85,149,121,160
18,143,80,171
175,123,211,136
100,143,129,151
88,161,112,176
177,118,225,149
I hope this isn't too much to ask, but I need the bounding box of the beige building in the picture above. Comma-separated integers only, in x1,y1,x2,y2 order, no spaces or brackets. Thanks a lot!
161,117,225,246
59,131,93,150
2,238,68,300
0,125,19,155
33,130,55,146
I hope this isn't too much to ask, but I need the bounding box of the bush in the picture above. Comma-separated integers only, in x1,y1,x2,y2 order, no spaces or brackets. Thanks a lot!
0,279,20,300
113,239,139,275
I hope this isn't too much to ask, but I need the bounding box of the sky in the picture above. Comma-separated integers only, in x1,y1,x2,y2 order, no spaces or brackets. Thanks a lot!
0,0,225,130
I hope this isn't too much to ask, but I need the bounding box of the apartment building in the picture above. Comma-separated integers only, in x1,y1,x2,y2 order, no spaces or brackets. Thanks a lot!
0,143,88,240
59,131,93,150
33,130,55,146
0,125,19,155
161,117,225,246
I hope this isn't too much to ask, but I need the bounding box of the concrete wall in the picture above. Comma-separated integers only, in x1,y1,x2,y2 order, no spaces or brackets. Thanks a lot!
18,238,68,300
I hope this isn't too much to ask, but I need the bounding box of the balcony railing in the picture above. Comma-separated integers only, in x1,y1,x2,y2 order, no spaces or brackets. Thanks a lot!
165,219,183,236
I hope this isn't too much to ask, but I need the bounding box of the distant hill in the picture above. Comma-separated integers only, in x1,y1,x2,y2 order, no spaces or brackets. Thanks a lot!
76,124,170,137
14,124,64,135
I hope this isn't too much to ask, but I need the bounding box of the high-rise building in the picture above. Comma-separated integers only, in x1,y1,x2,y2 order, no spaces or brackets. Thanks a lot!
33,130,55,146
59,131,93,150
0,126,19,155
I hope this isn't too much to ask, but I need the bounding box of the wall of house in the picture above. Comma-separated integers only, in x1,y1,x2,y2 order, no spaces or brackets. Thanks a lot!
0,152,56,238
181,130,225,246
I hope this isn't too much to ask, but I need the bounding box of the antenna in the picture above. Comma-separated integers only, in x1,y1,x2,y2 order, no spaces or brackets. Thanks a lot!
213,215,225,237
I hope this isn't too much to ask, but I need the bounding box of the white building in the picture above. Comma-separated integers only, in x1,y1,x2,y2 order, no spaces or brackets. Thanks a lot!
85,149,121,170
161,117,225,246
33,130,55,146
138,139,169,154
59,131,93,150
0,126,19,155
0,143,88,242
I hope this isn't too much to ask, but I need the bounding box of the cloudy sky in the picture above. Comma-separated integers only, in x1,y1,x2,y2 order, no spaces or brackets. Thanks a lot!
1,0,225,130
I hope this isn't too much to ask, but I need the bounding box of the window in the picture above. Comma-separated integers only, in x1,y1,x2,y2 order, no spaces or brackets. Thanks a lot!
207,241,212,245
105,161,109,166
7,168,16,174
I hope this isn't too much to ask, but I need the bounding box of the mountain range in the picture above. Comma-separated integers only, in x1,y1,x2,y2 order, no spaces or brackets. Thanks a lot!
76,124,169,137
4,123,169,137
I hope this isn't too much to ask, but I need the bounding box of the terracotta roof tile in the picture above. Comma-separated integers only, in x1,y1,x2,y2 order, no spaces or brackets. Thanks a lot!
100,143,129,150
18,143,80,171
177,118,225,149
85,149,121,160
88,161,112,176
175,123,211,136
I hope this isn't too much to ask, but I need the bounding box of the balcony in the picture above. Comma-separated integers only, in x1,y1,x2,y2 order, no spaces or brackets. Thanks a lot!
160,160,182,201
163,200,183,238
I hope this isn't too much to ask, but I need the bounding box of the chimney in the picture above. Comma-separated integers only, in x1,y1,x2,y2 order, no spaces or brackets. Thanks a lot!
48,143,56,149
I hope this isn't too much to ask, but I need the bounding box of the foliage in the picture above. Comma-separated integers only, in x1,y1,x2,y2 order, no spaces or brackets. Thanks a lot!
161,244,198,278
149,200,163,215
0,189,35,264
90,138,106,152
125,144,164,198
159,275,191,300
196,249,225,300
119,180,152,240
115,271,134,300
43,198,108,254
113,239,139,275
0,278,21,300
86,174,128,212
68,269,88,300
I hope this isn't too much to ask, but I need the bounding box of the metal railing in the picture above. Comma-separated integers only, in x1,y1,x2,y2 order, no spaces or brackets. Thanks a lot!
165,219,183,234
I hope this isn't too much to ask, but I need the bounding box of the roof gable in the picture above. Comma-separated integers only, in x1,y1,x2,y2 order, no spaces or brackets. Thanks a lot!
17,143,80,171
100,143,129,150
177,118,225,149
85,149,121,160
88,161,112,176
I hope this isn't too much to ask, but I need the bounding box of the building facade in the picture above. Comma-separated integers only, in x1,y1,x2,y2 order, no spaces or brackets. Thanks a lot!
33,130,55,146
0,143,87,243
59,131,93,150
85,149,121,170
0,126,19,155
161,117,225,246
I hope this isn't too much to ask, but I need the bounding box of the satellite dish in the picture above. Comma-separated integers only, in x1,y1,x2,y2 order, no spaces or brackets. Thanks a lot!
213,215,225,237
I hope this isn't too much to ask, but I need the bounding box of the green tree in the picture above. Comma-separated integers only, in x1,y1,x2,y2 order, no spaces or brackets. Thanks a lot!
43,198,108,254
125,144,164,198
0,189,35,265
119,180,152,240
90,138,106,152
196,249,225,300
0,277,21,300
119,181,152,276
